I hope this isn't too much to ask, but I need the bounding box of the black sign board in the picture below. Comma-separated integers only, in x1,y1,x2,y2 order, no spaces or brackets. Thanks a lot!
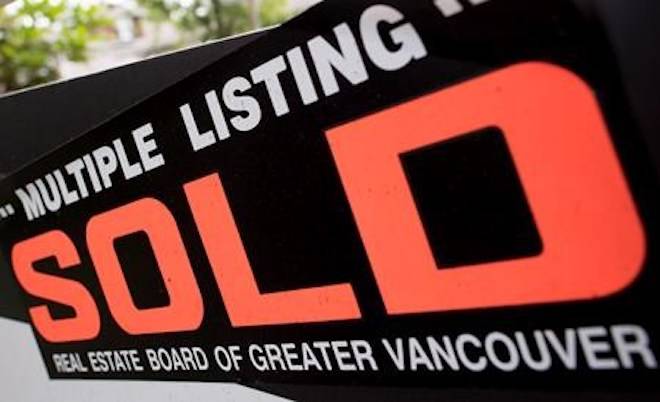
0,0,658,393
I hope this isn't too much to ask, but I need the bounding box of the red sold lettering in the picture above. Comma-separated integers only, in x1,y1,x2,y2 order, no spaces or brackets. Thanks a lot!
11,62,645,343
184,173,360,326
12,230,100,342
87,198,204,335
326,62,645,314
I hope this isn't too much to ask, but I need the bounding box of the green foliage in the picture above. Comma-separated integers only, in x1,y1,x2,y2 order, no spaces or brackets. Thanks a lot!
139,0,290,43
259,0,288,27
0,0,109,91
0,0,290,92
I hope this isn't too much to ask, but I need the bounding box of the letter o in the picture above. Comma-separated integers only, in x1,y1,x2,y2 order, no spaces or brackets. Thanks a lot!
87,198,203,335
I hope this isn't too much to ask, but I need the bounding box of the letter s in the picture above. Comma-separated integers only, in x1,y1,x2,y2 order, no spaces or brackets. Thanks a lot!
11,230,100,342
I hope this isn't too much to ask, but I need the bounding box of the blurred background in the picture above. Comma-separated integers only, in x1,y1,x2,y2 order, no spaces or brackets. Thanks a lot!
0,0,318,94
